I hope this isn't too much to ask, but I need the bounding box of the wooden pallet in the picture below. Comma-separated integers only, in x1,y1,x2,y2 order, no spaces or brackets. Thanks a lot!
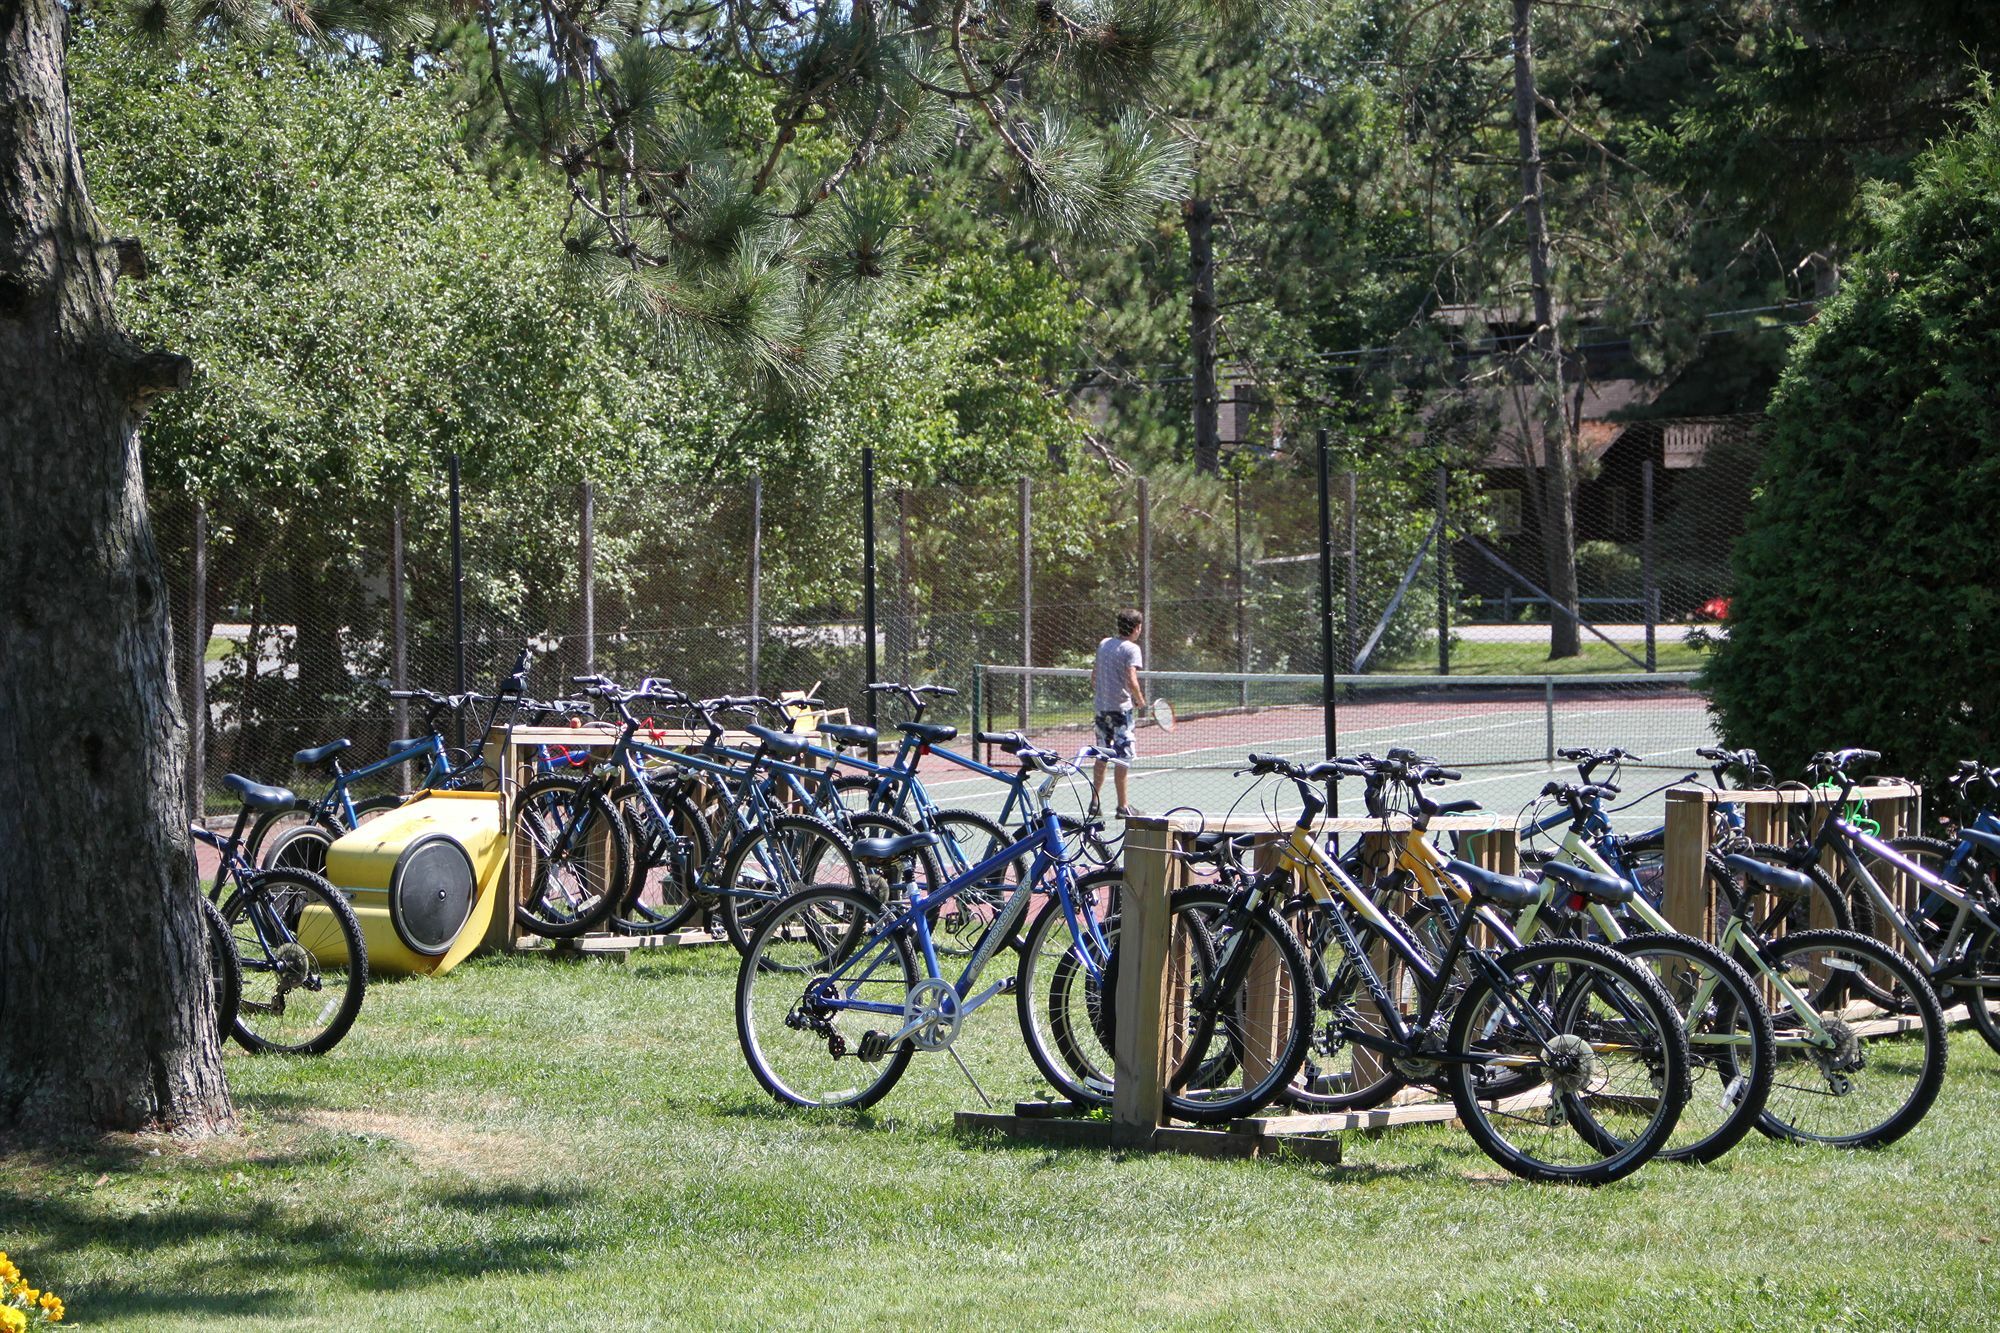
955,1102,1343,1164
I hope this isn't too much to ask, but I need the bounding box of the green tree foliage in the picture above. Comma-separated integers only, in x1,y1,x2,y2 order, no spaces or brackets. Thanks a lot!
1703,89,2000,786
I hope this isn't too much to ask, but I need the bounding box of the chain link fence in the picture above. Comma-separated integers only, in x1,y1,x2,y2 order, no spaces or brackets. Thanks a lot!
152,414,1765,816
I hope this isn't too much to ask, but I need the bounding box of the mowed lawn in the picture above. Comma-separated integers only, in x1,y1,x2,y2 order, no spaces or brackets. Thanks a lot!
5,946,1998,1330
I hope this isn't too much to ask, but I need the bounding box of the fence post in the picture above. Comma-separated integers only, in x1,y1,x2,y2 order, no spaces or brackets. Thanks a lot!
1315,430,1338,773
1232,476,1248,707
448,452,466,752
1641,459,1657,673
862,447,880,758
896,487,915,683
748,473,762,696
1545,678,1556,764
1342,471,1359,678
390,504,409,786
1436,465,1450,675
188,498,207,821
1018,476,1032,731
1137,475,1152,669
579,480,595,678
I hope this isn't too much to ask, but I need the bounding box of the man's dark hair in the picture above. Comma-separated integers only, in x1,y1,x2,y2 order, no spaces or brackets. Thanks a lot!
1116,607,1143,637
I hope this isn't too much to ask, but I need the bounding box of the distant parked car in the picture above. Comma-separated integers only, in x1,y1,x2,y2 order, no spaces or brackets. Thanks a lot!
1696,596,1732,622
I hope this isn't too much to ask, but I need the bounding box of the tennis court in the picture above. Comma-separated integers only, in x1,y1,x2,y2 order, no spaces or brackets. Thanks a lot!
934,666,1718,836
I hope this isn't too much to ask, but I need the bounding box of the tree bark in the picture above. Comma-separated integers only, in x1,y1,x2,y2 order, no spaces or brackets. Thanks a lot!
1187,193,1221,475
0,0,234,1135
1511,0,1582,659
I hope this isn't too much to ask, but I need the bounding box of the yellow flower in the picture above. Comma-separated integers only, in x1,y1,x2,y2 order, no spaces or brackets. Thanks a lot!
37,1293,59,1311
0,1304,26,1332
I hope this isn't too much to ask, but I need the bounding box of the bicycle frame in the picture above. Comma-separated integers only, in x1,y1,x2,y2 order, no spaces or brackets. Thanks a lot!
1828,818,2000,975
802,805,1101,1045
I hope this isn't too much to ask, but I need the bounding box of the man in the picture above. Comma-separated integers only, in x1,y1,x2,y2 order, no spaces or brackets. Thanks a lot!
1089,607,1146,818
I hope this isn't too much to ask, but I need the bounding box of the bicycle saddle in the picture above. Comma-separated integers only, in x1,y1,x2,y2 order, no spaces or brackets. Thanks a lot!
1723,853,1816,897
384,735,431,761
1444,858,1541,909
293,738,352,768
1537,859,1634,905
1958,827,2000,859
224,773,297,812
818,722,878,748
852,831,941,863
746,724,811,758
897,721,958,744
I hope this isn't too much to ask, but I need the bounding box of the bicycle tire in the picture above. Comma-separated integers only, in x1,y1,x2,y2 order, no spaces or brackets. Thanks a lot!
195,892,241,1040
927,810,1027,956
1755,927,1947,1150
718,813,862,956
1161,885,1315,1125
1447,937,1689,1185
1015,867,1125,1108
222,867,368,1055
611,778,709,935
736,885,917,1109
247,799,322,868
1612,932,1774,1164
1842,834,2000,1032
512,775,630,939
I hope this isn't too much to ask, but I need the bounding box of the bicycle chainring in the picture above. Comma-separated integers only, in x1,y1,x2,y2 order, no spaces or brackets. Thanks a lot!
902,977,961,1052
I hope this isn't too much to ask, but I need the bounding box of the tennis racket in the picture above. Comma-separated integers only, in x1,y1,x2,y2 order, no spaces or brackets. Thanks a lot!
1147,698,1176,732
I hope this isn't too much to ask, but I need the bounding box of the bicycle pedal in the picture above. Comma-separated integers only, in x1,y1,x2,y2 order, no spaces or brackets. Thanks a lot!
856,1030,890,1063
996,975,1017,995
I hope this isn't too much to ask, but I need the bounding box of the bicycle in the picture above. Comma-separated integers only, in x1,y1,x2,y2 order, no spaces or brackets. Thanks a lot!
195,773,368,1054
1219,752,1692,1184
250,649,534,872
734,745,1122,1112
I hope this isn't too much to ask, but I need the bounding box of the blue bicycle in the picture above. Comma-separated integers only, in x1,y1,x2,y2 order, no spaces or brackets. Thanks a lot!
735,745,1124,1109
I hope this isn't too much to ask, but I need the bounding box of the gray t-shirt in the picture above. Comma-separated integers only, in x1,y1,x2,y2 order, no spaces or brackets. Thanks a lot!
1094,636,1143,713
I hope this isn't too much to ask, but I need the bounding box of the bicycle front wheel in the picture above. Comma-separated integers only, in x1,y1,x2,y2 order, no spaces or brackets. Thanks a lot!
1614,933,1773,1164
1162,886,1314,1125
224,868,368,1055
719,814,862,956
736,886,918,1109
1757,928,1947,1149
611,778,709,936
513,775,629,939
196,892,241,1040
1447,938,1690,1185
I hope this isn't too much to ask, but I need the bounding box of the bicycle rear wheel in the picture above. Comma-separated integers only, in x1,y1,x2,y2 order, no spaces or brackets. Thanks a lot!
736,886,917,1109
1281,899,1409,1113
1756,928,1947,1149
1447,938,1690,1185
1015,868,1124,1107
224,868,368,1055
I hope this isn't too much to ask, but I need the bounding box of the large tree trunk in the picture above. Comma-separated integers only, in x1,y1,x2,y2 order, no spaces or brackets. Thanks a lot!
1186,193,1221,475
1511,0,1581,659
0,0,234,1135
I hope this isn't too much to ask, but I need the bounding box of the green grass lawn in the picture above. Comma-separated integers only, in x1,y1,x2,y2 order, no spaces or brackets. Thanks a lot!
1384,636,1709,676
4,948,1996,1330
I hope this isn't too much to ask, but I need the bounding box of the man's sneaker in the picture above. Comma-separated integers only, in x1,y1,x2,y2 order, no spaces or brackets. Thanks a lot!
1087,800,1102,818
1116,805,1142,819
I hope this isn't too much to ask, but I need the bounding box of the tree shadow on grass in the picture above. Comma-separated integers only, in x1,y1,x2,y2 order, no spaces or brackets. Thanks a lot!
1,1170,596,1322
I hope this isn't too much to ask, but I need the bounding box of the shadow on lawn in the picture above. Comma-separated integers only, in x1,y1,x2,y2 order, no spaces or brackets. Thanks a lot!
1,1171,595,1322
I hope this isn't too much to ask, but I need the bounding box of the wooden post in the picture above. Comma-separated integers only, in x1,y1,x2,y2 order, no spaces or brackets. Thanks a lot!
1018,476,1032,731
1113,818,1177,1146
188,498,207,820
1662,788,1710,937
579,480,595,678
